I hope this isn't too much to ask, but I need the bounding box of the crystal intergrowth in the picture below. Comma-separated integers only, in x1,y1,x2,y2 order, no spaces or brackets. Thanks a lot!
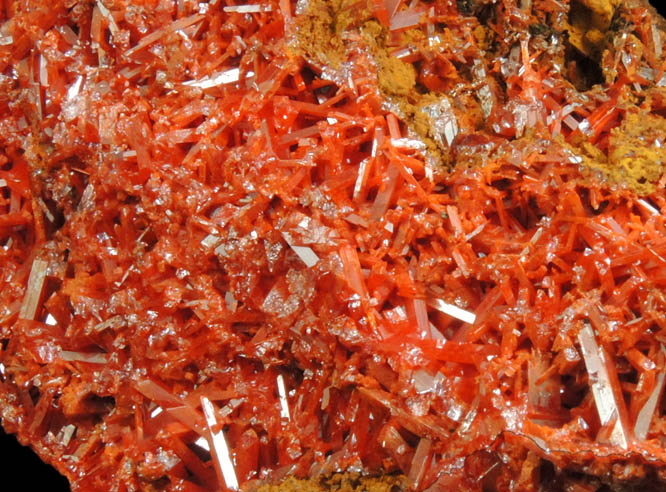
1,0,666,491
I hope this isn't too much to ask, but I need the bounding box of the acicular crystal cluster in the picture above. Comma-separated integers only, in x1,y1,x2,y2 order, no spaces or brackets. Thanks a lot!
2,0,666,491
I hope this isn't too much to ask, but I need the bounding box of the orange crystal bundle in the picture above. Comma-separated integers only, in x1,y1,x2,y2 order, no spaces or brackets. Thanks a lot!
2,0,666,490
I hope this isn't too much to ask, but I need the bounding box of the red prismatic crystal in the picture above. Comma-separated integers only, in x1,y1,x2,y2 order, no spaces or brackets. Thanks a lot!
2,0,666,491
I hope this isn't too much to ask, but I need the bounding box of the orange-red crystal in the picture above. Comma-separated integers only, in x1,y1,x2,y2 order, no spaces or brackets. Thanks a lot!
2,1,666,491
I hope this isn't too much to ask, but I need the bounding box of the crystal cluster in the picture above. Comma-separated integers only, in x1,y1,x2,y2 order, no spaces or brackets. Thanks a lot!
2,0,666,491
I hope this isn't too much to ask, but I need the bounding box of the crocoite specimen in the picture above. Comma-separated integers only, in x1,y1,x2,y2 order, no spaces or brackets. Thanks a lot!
2,0,666,491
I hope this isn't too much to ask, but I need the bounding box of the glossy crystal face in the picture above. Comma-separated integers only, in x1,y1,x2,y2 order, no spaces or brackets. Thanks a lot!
2,1,666,491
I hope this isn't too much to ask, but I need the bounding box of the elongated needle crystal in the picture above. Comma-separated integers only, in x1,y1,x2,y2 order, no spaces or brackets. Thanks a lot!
97,0,119,35
427,298,476,324
578,323,630,448
223,4,272,12
19,259,48,321
635,371,665,440
634,345,666,441
182,68,240,89
277,374,290,420
201,396,239,490
281,232,320,267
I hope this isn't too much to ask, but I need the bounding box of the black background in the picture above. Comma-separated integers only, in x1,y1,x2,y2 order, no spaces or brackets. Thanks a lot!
0,426,71,488
2,0,666,489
